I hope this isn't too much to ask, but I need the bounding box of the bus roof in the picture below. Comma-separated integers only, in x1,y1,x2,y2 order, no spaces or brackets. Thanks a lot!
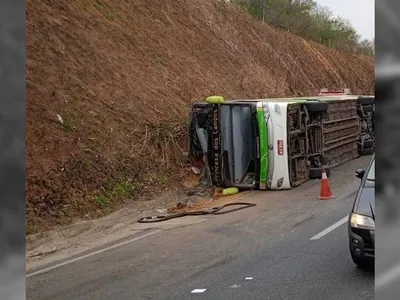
200,95,374,106
223,95,373,103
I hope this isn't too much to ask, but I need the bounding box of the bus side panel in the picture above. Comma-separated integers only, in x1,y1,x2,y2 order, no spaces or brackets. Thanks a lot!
267,102,291,189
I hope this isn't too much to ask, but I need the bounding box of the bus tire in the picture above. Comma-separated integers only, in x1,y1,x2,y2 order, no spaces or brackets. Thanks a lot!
322,156,329,165
305,102,328,113
359,139,374,149
358,104,374,113
359,147,374,156
357,98,375,106
309,166,331,179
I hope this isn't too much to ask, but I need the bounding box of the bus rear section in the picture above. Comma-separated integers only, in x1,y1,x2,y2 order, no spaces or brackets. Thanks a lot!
264,98,365,189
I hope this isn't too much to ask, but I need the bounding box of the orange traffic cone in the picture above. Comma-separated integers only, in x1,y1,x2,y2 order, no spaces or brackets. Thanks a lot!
318,169,335,200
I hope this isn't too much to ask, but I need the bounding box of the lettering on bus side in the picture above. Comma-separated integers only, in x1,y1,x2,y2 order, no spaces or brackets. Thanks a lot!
274,104,281,115
256,136,260,159
209,105,221,186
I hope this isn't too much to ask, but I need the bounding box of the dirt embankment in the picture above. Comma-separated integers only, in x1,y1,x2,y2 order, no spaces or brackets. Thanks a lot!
26,0,374,234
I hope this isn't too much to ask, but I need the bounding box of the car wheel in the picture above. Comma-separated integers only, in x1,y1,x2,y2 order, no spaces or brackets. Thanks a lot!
350,251,373,269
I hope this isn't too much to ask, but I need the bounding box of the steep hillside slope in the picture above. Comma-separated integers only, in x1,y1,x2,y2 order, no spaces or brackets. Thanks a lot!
26,0,374,233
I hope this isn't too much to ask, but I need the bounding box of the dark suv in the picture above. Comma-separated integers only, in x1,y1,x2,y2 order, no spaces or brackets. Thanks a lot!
348,155,375,268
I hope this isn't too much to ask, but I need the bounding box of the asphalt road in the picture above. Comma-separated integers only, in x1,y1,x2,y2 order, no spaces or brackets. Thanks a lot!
27,156,374,300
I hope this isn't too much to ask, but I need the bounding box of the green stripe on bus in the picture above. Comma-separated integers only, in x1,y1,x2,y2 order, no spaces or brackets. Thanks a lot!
257,107,268,190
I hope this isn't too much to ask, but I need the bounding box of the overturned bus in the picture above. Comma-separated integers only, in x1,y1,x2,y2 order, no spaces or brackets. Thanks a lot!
188,92,375,190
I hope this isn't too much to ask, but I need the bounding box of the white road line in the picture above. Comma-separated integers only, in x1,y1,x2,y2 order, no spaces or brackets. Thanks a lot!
191,289,207,293
26,229,162,278
245,277,253,280
310,216,348,240
376,263,400,289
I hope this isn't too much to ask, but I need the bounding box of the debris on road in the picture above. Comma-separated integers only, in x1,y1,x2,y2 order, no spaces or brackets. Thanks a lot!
138,202,256,223
222,187,239,196
28,247,58,258
191,166,201,175
138,188,255,223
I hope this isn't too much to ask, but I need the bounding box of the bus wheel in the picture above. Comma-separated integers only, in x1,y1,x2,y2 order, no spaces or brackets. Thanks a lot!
359,139,374,149
305,102,328,113
359,147,374,156
358,104,374,113
309,166,331,179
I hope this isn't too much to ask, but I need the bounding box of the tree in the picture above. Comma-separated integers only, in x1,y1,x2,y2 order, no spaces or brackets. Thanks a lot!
232,0,374,56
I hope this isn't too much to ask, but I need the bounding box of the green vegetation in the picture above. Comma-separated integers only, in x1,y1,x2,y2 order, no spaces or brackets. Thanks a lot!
61,120,73,132
233,0,374,56
95,195,109,207
93,0,117,21
95,180,137,208
111,181,137,197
